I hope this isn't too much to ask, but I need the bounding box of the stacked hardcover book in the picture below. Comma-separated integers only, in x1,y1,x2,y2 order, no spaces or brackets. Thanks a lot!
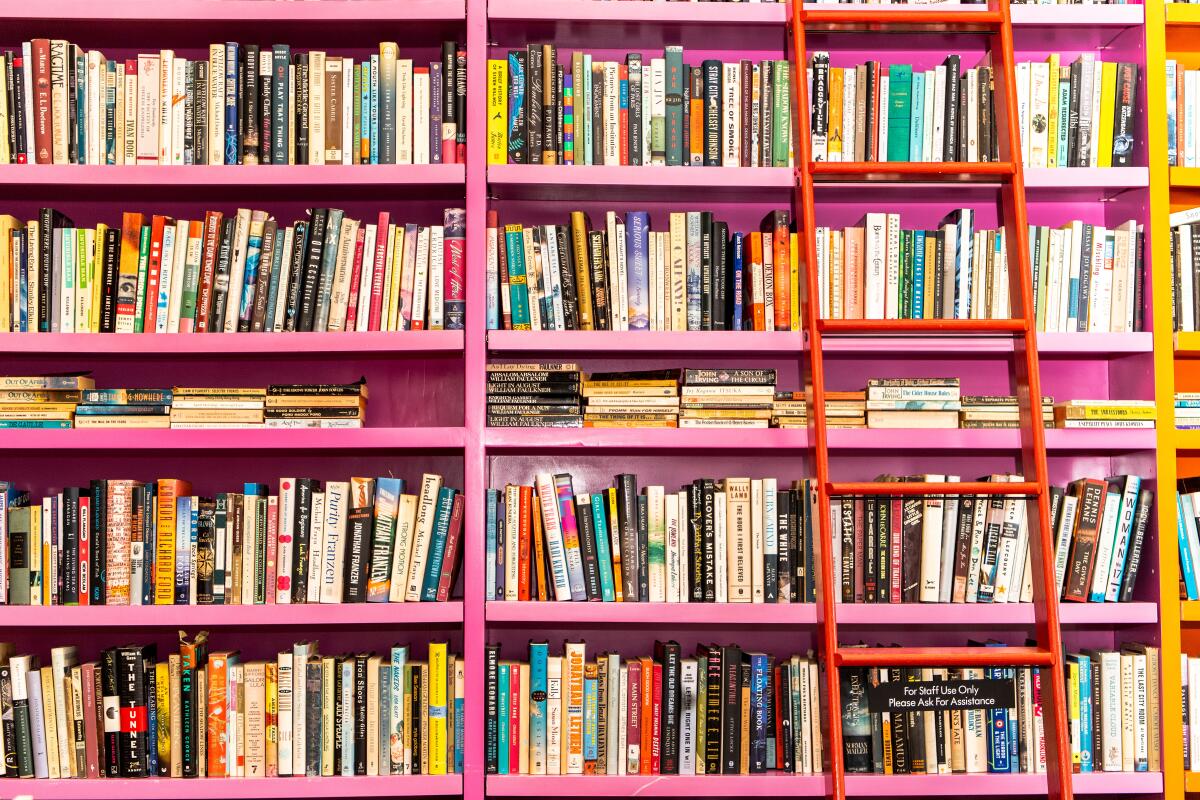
771,392,807,428
841,643,1160,775
0,638,462,779
583,370,681,428
1052,399,1156,429
0,373,93,429
0,472,463,606
485,641,822,775
679,369,776,429
0,41,466,166
959,395,1054,429
487,46,792,167
1177,394,1200,429
1016,56,1139,169
486,363,583,428
833,473,1151,605
77,387,173,429
865,378,961,430
169,387,266,429
487,210,797,332
487,473,817,604
807,54,998,163
0,207,466,334
265,379,368,429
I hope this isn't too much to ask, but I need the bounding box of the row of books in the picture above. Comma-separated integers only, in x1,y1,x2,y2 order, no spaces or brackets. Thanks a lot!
1173,476,1200,601
0,207,465,336
1015,56,1139,169
0,638,461,780
486,47,793,168
486,471,817,604
1166,60,1200,168
841,643,1160,774
486,210,799,333
1178,394,1200,430
0,41,465,166
485,641,821,775
807,54,999,164
1029,220,1144,334
815,390,1051,430
0,471,463,606
1169,207,1200,332
1182,653,1200,772
833,474,1151,606
0,376,370,430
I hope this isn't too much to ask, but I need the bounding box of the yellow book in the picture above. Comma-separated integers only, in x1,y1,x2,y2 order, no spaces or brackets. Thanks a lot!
790,232,801,331
388,224,405,332
428,642,448,775
0,214,16,332
487,60,509,165
1097,61,1117,169
378,223,399,333
828,67,843,162
156,661,172,775
92,224,108,331
1045,54,1060,168
40,668,61,778
1067,661,1081,769
29,510,42,606
924,232,937,319
0,61,8,165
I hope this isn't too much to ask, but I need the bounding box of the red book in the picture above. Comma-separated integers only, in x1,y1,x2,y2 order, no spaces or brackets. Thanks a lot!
508,663,521,770
30,39,52,164
194,211,224,332
639,656,653,775
626,659,642,773
77,496,91,606
344,225,367,331
265,498,278,605
435,493,465,602
773,666,784,770
367,212,390,331
748,233,765,332
81,662,101,777
889,494,902,603
650,662,662,774
142,215,172,333
871,62,882,162
11,56,26,162
619,65,629,166
517,485,532,601
495,211,512,330
770,211,790,330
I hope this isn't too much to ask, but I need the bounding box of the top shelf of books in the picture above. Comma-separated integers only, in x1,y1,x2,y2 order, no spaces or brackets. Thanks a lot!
0,0,466,23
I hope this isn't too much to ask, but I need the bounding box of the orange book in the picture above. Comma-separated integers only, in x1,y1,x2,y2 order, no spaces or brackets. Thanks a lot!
639,656,653,775
141,214,173,333
689,68,704,165
154,478,192,604
748,233,765,332
531,494,548,602
517,485,532,601
650,662,662,774
206,651,235,777
115,212,146,332
843,226,865,319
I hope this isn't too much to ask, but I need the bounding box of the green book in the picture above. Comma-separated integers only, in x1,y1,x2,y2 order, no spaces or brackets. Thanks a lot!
772,60,790,167
503,225,531,330
133,224,151,333
886,64,913,163
665,46,684,166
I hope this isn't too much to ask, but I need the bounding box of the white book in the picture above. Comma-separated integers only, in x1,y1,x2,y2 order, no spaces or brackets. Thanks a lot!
605,654,620,774
395,59,413,165
135,54,160,164
272,226,296,332
679,658,697,774
956,207,974,319
403,473,443,601
306,492,326,603
842,66,857,164
536,474,572,601
1086,226,1108,332
815,226,828,319
165,220,189,332
918,475,946,601
605,212,621,330
616,664,628,775
992,479,1025,604
354,224,376,332
764,479,778,602
342,58,354,165
664,491,681,603
938,477,961,603
1130,650,1148,770
1052,492,1080,598
387,494,418,602
604,62,620,165
1089,485,1123,602
877,74,889,161
276,651,293,775
647,485,666,602
543,225,565,330
931,65,946,161
485,221,500,330
641,62,652,166
86,51,103,165
1183,226,1197,333
223,208,252,332
963,667,988,771
1099,650,1122,770
797,657,811,773
308,51,326,164
428,225,444,330
544,656,563,775
750,479,765,602
714,490,728,603
171,57,186,164
1029,61,1050,168
863,212,887,318
722,62,740,166
965,67,979,162
1190,657,1200,772
808,660,822,773
1103,477,1139,602
410,226,431,330
413,67,430,165
1089,60,1103,167
274,479,296,604
1016,62,1031,165
884,213,901,318
653,59,668,166
208,45,225,165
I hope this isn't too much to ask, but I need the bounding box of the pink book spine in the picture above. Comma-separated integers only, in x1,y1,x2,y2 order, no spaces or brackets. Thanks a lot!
852,497,865,603
367,212,390,331
106,482,132,605
399,223,419,331
508,663,521,770
265,497,278,605
435,493,464,602
77,496,91,606
443,208,466,331
344,226,367,333
81,662,101,777
889,496,902,604
650,663,662,774
626,660,641,773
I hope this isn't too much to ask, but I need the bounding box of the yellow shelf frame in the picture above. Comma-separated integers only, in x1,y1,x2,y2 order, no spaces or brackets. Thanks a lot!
1149,3,1185,796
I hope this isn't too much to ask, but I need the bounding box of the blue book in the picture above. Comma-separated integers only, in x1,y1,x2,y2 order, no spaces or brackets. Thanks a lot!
625,212,651,329
421,487,457,600
454,680,465,774
1006,667,1019,773
529,642,548,766
1180,493,1200,600
590,493,616,602
911,229,926,318
370,55,380,164
224,43,240,165
486,489,499,601
17,231,28,331
909,71,925,163
731,233,745,330
503,227,532,329
263,231,287,333
1074,653,1094,772
583,670,598,761
749,652,769,772
986,665,1011,773
174,495,192,605
497,664,510,774
143,486,157,605
238,221,263,324
495,499,506,600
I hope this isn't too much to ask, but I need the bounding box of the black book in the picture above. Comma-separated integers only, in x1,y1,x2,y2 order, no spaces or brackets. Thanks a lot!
702,479,717,601
554,225,579,330
900,490,923,603
699,212,713,330
701,644,722,774
591,62,604,166
456,48,468,155
258,64,272,165
977,67,992,163
627,54,643,166
838,494,855,602
795,488,809,602
576,498,602,601
5,54,17,161
100,648,120,776
942,55,961,162
297,208,329,332
688,481,705,602
587,229,610,329
720,644,742,773
183,62,195,164
526,45,543,164
409,665,422,774
343,504,372,603
863,496,878,602
1112,63,1138,167
772,490,790,603
116,644,153,777
38,208,66,331
905,667,926,773
67,49,77,163
779,662,795,772
99,227,120,332
354,655,368,775
442,41,458,154
11,56,26,163
702,60,721,166
0,666,16,775
760,60,773,167
1133,228,1145,331
179,632,207,778
291,478,317,603
507,50,527,164
485,644,500,773
655,640,681,773
712,221,728,330
863,62,876,161
1193,228,1200,334
1067,59,1082,167
555,64,564,163
195,61,209,166
61,487,80,604
282,219,308,332
304,659,322,776
90,479,107,605
636,494,649,602
236,50,247,164
615,474,640,602
196,499,217,605
887,666,909,773
1077,223,1094,332
295,56,309,164
1118,487,1153,602
210,216,237,331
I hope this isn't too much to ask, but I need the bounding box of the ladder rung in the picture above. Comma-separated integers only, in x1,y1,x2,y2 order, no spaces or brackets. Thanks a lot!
835,646,1055,668
826,481,1042,497
809,161,1015,181
802,8,1003,28
819,318,1027,334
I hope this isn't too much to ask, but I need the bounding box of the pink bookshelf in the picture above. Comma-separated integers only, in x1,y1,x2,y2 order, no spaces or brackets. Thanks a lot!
0,427,467,451
1,602,465,628
490,0,787,25
0,0,467,23
0,331,465,355
2,775,464,798
0,163,466,188
486,773,829,797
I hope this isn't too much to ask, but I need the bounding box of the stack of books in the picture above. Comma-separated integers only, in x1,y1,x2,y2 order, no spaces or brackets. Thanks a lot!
169,387,266,429
488,473,818,604
0,638,462,780
75,388,172,429
583,369,680,428
865,378,960,429
0,41,466,166
486,363,583,428
484,641,822,776
264,379,368,429
0,472,464,607
1016,56,1139,169
0,374,93,429
1052,399,1155,429
772,391,807,428
1066,645,1162,774
1029,219,1144,334
959,395,1054,429
1178,394,1200,429
826,390,867,428
679,369,775,429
